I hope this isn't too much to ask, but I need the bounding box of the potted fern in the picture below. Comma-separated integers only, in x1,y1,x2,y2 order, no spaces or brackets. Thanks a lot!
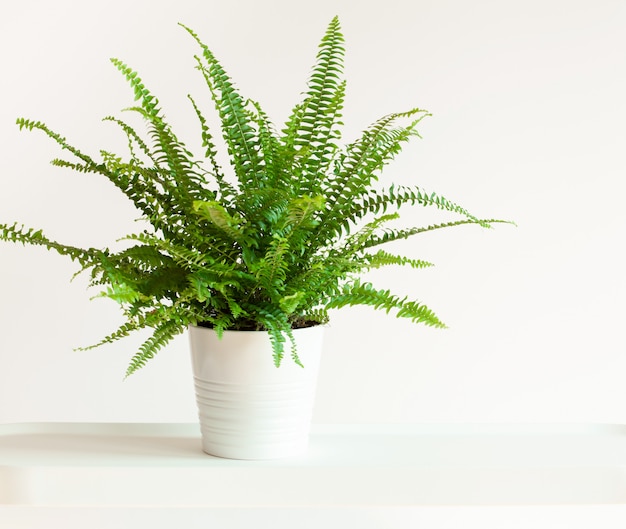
1,17,509,459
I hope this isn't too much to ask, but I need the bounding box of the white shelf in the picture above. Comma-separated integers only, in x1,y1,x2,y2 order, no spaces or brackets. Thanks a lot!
1,422,626,507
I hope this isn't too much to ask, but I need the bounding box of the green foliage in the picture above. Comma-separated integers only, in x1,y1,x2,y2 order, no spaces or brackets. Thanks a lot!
1,17,512,376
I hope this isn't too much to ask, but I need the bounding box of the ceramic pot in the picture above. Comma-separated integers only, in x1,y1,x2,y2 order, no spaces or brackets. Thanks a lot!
188,324,324,460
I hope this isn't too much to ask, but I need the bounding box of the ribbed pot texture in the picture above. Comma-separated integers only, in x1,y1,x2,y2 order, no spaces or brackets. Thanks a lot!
188,325,324,460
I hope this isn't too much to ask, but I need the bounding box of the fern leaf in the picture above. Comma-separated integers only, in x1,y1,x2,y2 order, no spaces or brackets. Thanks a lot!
16,118,100,168
121,232,212,269
0,222,101,266
282,195,325,234
102,115,158,166
250,303,291,367
98,281,144,304
181,24,265,188
192,200,250,246
110,58,203,212
254,235,290,293
341,212,400,253
186,95,228,188
248,99,282,185
285,327,303,368
326,280,446,328
363,250,434,270
125,319,184,377
298,308,329,326
341,184,490,233
50,158,99,174
76,318,144,352
279,291,306,315
361,218,513,249
282,16,346,188
326,108,428,200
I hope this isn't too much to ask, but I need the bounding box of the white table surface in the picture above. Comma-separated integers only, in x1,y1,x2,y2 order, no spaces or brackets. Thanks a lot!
1,422,626,507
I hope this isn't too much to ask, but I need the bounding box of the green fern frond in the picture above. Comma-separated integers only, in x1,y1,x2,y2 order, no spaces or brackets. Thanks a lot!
102,116,157,166
282,15,346,189
98,281,144,304
299,308,329,325
250,304,293,367
109,58,160,115
50,158,99,174
186,95,227,186
114,244,174,269
76,318,144,352
361,218,512,249
110,58,203,210
16,118,101,168
248,99,282,185
181,24,264,189
125,319,185,377
120,232,213,270
234,187,290,235
96,151,165,223
267,327,287,367
284,327,303,368
338,184,489,234
326,280,446,328
341,212,400,253
192,200,250,246
363,250,434,270
254,235,290,293
189,267,255,296
326,108,429,200
283,195,325,233
279,291,306,315
282,15,345,146
303,109,430,246
0,222,101,266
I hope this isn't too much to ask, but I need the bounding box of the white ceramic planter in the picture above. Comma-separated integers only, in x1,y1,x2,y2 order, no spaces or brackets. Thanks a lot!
188,325,324,460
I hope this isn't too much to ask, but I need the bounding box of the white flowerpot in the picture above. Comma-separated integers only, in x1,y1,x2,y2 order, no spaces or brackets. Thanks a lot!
188,325,324,460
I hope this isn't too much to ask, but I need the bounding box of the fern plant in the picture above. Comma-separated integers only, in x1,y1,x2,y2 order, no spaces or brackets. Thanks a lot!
1,18,510,376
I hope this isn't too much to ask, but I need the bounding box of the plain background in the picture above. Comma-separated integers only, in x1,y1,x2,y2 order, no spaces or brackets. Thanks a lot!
0,0,625,425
